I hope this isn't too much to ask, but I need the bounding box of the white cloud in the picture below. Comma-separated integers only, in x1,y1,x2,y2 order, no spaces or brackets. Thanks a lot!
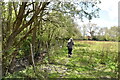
98,0,119,27
92,18,117,27
98,0,119,20
76,18,117,28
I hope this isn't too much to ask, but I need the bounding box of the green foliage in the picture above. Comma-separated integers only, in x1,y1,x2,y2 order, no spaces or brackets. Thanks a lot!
5,41,118,78
19,37,31,57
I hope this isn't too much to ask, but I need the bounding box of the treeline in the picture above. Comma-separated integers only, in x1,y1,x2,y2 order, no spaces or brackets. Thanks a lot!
79,23,119,41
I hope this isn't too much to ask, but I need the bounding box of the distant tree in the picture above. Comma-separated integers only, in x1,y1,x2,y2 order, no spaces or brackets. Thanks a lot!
81,22,99,40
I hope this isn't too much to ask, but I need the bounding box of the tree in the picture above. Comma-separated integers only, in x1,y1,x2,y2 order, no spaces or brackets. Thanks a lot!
1,1,101,76
2,2,50,76
81,22,99,40
97,26,119,41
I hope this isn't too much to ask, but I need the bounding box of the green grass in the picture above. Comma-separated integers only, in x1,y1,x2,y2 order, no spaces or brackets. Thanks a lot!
4,40,118,79
48,41,118,78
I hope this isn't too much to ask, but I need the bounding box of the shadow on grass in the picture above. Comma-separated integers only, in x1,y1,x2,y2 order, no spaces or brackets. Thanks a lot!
42,62,117,78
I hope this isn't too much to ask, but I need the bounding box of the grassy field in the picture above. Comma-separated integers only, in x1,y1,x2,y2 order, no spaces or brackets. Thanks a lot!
5,40,118,79
47,40,118,78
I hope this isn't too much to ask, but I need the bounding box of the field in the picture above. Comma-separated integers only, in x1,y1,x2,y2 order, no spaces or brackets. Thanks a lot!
6,40,118,79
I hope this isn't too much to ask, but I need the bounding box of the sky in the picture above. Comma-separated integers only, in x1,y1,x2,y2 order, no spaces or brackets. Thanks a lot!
76,0,119,28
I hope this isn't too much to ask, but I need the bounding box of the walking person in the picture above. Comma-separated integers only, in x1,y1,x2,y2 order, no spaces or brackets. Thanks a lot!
67,38,74,57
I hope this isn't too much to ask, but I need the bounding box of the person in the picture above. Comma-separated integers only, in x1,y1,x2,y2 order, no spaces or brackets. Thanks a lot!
67,38,74,57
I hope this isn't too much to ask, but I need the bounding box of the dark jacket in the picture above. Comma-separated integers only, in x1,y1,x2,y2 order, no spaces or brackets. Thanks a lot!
67,41,74,49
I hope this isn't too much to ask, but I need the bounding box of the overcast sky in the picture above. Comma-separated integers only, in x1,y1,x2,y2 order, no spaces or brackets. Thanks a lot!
76,0,119,28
